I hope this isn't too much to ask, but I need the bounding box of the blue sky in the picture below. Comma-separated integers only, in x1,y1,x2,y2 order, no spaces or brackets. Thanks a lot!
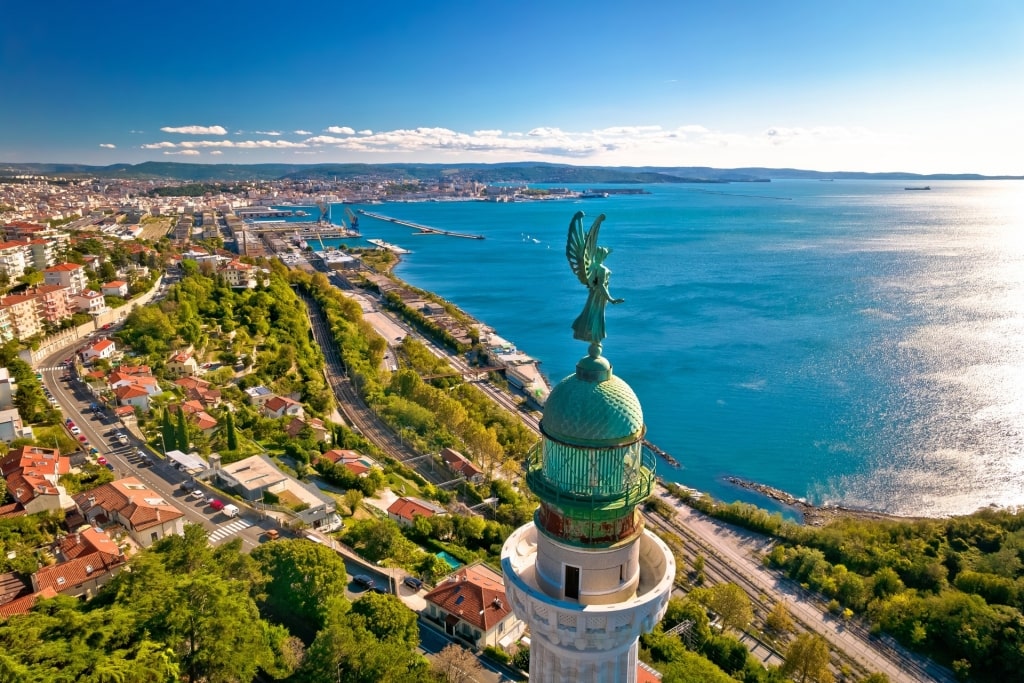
1,0,1022,174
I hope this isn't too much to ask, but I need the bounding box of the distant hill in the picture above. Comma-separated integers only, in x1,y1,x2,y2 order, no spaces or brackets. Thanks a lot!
0,161,1019,183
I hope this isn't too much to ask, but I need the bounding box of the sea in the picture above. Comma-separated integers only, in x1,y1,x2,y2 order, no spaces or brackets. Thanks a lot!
290,180,1024,518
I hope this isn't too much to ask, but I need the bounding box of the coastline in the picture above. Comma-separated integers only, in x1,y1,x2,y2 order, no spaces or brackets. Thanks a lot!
725,476,922,526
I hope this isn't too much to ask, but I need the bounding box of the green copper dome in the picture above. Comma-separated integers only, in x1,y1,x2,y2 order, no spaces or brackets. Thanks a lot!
541,353,645,448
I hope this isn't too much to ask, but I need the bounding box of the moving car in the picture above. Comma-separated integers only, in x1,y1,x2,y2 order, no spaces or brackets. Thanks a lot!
403,577,423,590
352,574,374,589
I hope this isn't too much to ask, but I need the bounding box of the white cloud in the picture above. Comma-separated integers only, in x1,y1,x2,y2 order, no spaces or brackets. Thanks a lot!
136,122,897,168
210,150,223,155
253,130,282,136
160,125,228,135
163,150,201,156
293,129,312,135
99,143,116,149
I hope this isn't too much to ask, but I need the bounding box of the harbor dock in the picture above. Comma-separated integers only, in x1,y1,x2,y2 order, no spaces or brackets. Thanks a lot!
358,210,485,240
366,238,411,254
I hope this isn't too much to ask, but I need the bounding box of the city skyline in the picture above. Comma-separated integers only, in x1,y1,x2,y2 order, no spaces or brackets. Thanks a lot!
2,0,1022,175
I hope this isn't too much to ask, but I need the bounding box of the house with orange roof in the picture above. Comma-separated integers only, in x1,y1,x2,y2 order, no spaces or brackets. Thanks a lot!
285,416,329,443
262,395,304,419
219,259,259,288
175,376,221,407
175,400,218,436
318,449,379,477
423,562,525,650
387,496,446,527
113,384,151,412
72,477,184,547
31,528,127,598
43,262,87,294
73,289,106,315
167,349,199,377
101,280,129,298
82,337,116,361
0,446,71,515
441,447,485,484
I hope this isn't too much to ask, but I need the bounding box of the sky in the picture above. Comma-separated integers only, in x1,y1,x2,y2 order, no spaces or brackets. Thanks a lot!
1,0,1022,174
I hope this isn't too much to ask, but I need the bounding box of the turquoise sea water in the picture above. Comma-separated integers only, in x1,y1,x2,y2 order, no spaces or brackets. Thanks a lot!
311,180,1023,517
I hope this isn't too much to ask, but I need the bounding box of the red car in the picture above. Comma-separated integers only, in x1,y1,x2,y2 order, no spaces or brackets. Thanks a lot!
97,456,107,465
209,499,225,512
77,435,88,443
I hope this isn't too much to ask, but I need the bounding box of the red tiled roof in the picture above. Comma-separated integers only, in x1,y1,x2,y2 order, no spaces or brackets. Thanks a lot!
0,587,58,620
387,497,443,522
424,563,512,632
33,551,125,593
73,477,183,532
44,263,84,272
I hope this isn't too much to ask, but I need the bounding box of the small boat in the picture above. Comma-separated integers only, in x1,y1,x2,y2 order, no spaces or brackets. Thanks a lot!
904,186,931,191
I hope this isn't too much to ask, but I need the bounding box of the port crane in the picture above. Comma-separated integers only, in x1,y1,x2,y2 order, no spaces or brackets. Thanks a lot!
344,207,360,233
317,201,331,226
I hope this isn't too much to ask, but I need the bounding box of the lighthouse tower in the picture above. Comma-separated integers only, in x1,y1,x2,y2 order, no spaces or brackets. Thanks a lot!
501,213,674,682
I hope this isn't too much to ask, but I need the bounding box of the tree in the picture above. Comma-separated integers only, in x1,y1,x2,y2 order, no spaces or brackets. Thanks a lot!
251,539,349,639
224,410,238,451
175,406,188,452
766,601,795,635
432,643,487,683
350,592,419,648
701,583,754,633
782,633,834,683
161,408,175,453
344,488,363,516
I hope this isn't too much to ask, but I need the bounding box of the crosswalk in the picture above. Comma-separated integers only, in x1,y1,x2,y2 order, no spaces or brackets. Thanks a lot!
38,366,69,373
207,519,254,544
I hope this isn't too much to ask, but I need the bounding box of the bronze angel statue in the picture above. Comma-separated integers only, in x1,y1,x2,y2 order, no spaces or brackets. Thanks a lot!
566,211,624,349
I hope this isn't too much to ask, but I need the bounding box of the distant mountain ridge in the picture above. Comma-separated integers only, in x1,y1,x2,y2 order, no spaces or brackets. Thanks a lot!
0,161,1019,183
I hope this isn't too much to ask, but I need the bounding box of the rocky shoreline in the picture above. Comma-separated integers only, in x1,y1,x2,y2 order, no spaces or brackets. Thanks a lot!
725,476,916,526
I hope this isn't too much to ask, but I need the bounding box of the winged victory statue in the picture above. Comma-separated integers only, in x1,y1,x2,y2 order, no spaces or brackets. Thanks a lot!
566,211,624,354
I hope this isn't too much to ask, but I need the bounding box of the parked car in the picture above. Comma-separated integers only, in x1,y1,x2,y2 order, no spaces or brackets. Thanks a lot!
403,577,423,590
209,499,225,511
188,489,205,500
117,433,129,445
180,481,195,492
104,463,115,470
353,574,374,589
97,457,107,465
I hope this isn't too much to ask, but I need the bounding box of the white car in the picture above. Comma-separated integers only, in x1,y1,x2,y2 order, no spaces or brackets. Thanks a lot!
70,426,81,435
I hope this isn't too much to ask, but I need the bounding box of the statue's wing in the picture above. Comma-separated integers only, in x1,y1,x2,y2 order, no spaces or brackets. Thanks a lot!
566,211,589,286
583,213,606,280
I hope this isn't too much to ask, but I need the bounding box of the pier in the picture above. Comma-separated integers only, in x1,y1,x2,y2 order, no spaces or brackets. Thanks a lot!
358,210,485,240
366,238,411,254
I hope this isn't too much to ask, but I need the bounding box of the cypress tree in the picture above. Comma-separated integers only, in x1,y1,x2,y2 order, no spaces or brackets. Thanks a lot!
161,409,175,453
225,410,238,451
176,406,189,452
